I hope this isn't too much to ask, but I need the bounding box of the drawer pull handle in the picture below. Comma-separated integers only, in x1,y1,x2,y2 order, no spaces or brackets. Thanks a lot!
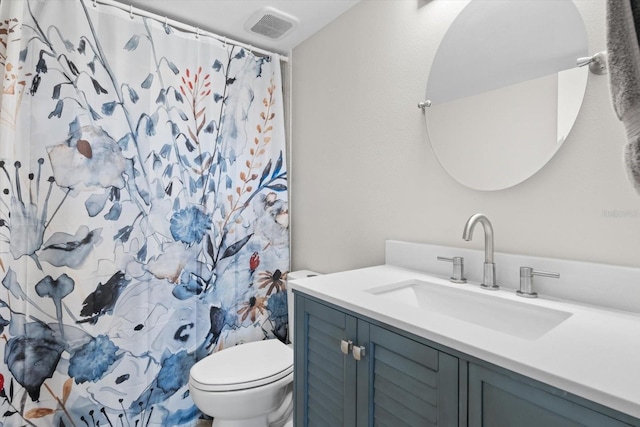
352,345,366,361
340,340,353,355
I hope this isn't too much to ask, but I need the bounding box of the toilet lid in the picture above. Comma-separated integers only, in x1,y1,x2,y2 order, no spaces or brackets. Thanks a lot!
190,339,293,392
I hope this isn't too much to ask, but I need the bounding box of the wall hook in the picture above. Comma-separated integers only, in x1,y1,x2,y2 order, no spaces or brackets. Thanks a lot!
577,51,608,75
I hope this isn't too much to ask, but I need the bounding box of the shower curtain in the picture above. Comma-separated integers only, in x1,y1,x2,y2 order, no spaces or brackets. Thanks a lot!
0,0,289,425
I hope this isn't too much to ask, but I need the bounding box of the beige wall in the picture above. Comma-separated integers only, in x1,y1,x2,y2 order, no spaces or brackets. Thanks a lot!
290,0,640,274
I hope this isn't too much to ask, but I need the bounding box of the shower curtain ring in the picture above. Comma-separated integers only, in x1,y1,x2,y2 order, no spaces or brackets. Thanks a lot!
195,27,200,39
129,5,134,19
164,16,169,30
92,0,97,7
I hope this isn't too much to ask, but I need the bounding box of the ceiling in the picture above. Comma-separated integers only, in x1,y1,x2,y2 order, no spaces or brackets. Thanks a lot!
125,0,361,55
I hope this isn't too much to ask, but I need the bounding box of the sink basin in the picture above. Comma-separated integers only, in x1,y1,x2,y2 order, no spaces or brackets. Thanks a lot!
367,279,572,340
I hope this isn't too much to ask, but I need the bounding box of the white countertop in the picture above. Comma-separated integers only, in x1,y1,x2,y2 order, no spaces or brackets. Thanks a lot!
290,265,640,419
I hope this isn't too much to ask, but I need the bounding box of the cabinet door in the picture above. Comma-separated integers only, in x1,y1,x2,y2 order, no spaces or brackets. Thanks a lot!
357,322,459,427
469,363,634,427
294,295,358,427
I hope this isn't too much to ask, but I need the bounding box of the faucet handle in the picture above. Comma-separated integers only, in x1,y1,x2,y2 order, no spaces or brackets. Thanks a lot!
517,267,560,298
437,256,467,283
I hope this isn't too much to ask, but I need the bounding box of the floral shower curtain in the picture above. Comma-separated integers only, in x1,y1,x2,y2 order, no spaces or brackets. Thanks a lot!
0,0,289,425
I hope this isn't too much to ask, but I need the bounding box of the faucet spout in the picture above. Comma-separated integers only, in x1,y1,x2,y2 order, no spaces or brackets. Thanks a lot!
462,213,498,290
462,213,494,264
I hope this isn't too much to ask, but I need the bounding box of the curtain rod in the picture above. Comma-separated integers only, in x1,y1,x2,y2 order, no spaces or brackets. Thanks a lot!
90,0,289,63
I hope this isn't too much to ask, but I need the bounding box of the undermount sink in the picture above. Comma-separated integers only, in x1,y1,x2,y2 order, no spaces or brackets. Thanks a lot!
367,279,572,340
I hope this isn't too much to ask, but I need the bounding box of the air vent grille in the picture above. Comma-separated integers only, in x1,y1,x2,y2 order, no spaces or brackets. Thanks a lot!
251,14,293,39
246,7,298,40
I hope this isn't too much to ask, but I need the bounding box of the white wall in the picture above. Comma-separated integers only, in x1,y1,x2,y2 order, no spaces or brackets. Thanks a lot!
291,0,640,273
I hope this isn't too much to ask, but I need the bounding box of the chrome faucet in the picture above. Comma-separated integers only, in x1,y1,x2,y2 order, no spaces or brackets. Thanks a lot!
462,213,498,290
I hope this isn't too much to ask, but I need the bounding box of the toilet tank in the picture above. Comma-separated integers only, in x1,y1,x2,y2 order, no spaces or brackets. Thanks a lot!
287,270,320,344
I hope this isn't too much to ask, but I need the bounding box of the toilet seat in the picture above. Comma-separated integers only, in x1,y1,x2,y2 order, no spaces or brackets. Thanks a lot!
190,339,293,392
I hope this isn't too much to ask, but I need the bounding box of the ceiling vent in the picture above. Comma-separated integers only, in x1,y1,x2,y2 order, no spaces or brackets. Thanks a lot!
245,7,298,40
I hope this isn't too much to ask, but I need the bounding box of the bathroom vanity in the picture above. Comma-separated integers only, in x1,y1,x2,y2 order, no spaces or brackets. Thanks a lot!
294,294,458,426
291,242,640,427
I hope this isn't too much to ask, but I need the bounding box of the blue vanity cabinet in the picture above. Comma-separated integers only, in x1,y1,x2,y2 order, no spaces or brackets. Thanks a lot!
468,363,638,427
294,293,460,427
294,292,640,426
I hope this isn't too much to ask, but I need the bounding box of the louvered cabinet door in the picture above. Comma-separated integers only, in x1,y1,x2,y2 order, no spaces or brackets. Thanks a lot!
357,323,459,427
468,363,634,427
294,295,358,427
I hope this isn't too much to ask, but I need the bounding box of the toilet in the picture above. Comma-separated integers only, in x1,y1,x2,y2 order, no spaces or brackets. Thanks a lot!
189,270,319,427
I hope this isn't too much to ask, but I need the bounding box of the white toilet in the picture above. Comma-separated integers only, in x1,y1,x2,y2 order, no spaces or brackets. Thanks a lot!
188,270,319,427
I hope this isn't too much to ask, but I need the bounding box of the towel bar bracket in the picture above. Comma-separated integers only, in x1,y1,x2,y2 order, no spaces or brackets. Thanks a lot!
418,100,432,111
577,51,608,75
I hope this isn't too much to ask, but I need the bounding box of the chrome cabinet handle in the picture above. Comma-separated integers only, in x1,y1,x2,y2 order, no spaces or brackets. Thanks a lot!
352,345,366,361
340,340,353,355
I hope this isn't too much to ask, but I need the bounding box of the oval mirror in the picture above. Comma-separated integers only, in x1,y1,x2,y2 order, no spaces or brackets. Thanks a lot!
425,0,589,191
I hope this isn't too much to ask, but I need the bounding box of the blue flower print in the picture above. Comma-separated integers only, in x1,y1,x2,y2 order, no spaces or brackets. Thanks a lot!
47,118,128,190
9,194,45,262
156,350,193,394
69,335,119,384
267,291,288,322
267,291,289,343
170,206,211,244
5,322,65,401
